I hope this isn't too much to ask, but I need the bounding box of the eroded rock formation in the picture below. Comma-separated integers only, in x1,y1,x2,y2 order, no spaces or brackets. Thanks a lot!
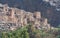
0,3,52,31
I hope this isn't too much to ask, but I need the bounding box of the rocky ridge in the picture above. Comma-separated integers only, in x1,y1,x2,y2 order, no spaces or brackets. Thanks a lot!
0,3,52,31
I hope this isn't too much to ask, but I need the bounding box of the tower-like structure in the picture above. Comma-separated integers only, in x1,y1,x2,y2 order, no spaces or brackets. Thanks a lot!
7,8,16,23
34,12,41,19
43,18,48,25
20,10,24,26
8,8,15,18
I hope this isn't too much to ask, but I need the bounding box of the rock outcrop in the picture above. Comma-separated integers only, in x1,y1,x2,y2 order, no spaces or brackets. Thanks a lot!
0,3,51,31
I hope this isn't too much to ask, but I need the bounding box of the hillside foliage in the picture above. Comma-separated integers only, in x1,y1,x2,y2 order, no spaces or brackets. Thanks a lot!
0,24,60,38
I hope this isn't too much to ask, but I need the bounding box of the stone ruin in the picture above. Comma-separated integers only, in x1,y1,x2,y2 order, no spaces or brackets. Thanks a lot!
0,3,51,31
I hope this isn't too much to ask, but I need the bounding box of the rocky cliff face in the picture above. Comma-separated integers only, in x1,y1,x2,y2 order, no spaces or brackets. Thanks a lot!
0,0,60,27
0,4,51,31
